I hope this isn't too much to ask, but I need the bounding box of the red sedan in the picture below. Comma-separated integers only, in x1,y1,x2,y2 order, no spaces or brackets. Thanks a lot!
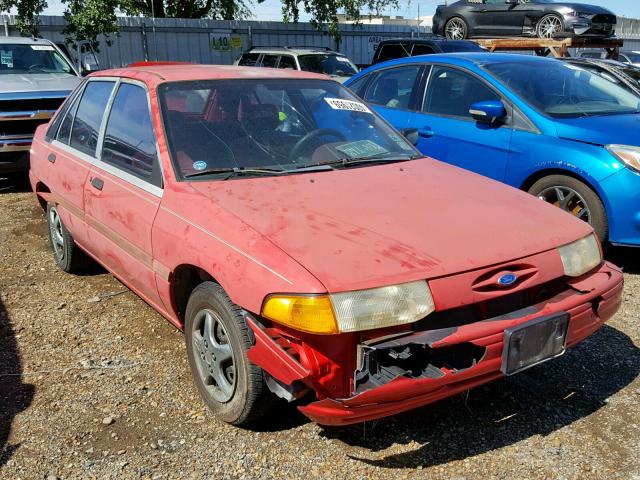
29,65,623,426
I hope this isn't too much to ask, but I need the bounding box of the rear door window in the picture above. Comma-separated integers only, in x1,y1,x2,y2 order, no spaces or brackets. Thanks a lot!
261,55,279,68
70,80,115,156
364,65,422,110
376,43,411,63
51,88,82,143
101,83,162,187
278,55,296,70
411,44,436,56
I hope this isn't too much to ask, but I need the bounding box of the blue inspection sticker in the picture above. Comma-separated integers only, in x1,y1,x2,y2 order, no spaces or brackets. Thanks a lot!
192,161,207,171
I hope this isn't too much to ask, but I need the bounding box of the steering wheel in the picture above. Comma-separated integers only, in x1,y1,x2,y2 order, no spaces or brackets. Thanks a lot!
288,128,346,162
28,64,47,71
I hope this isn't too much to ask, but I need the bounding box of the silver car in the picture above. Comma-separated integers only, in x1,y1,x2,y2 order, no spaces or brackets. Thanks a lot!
0,36,82,174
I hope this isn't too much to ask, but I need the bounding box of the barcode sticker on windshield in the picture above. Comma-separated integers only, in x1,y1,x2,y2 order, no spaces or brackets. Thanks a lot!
31,45,55,51
324,98,372,114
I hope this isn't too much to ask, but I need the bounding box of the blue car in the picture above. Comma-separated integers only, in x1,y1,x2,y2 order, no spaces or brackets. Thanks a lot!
345,53,640,247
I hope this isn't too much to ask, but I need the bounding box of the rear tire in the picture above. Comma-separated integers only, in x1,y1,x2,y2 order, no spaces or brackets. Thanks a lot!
527,175,608,244
444,17,469,40
46,203,90,273
184,282,275,425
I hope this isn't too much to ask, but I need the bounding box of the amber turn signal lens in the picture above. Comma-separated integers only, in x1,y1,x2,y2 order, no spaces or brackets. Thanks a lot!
261,295,339,335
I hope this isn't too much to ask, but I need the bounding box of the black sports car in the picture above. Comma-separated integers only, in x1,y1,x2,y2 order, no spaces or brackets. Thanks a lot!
433,1,617,40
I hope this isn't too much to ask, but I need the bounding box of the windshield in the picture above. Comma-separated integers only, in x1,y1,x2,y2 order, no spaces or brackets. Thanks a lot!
159,79,419,179
297,55,359,77
484,60,640,118
0,44,74,75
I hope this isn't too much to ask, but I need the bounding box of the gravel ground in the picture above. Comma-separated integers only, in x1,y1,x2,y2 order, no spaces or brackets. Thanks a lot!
0,176,639,480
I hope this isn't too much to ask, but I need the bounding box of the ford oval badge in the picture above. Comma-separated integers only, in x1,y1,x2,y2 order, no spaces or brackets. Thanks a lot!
498,273,517,286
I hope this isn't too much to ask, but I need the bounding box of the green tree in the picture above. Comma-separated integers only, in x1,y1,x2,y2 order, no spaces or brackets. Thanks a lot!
0,0,398,42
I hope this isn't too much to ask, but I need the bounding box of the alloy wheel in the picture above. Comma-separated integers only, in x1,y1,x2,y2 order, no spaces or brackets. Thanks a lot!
538,186,592,223
48,206,65,260
445,18,467,40
191,308,237,403
538,16,563,38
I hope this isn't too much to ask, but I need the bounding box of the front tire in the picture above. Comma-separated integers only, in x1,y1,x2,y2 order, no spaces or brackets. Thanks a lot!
527,175,608,243
185,282,274,425
536,14,564,39
46,203,90,273
445,17,469,40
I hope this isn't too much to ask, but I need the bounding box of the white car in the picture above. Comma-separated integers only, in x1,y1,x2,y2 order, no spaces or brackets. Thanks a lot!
234,46,359,83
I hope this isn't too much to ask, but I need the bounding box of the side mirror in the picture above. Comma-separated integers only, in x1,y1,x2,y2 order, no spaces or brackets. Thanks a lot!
469,100,507,124
401,128,420,146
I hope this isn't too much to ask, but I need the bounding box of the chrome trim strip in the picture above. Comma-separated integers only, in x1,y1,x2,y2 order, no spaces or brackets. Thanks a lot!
160,205,294,286
91,158,164,199
0,110,56,121
51,139,97,166
0,90,71,101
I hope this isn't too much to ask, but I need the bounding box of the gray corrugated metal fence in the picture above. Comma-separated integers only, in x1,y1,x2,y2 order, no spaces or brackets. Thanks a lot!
2,14,640,68
0,15,431,67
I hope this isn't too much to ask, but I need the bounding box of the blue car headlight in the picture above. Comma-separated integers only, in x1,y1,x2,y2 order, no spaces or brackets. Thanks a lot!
606,144,640,173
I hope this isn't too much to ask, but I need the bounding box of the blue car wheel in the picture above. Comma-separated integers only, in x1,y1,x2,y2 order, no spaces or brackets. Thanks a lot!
527,175,608,244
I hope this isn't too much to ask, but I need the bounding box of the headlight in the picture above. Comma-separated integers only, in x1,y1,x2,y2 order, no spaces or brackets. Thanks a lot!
261,280,435,335
568,11,592,19
606,145,640,173
558,234,602,277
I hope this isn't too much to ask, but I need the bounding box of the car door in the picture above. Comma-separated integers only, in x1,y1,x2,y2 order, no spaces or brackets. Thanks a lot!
84,80,164,307
362,64,425,131
43,80,116,247
408,65,513,181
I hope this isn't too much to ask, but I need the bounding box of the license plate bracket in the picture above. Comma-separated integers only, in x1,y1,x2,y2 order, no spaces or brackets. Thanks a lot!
501,313,569,376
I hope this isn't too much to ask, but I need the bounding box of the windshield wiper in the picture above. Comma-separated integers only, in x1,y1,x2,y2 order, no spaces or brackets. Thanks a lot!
184,167,284,180
184,164,335,180
302,153,420,170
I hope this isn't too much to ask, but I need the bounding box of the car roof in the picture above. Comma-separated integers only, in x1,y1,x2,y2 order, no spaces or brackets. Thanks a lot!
246,46,340,55
369,52,555,69
90,64,330,87
0,36,55,45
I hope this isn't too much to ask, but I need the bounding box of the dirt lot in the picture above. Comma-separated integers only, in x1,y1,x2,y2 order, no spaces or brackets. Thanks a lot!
0,176,639,480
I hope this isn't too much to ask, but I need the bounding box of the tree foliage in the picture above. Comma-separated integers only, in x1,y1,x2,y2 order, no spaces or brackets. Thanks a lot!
1,0,399,42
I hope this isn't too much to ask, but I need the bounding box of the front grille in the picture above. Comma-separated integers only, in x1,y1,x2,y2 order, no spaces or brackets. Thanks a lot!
592,14,616,24
414,279,568,332
0,119,48,137
0,97,66,113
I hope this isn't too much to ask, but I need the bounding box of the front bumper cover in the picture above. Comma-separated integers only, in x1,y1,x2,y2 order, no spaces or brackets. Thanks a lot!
297,261,623,426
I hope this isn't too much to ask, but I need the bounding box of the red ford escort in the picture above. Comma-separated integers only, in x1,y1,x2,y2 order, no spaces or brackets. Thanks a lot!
29,65,623,426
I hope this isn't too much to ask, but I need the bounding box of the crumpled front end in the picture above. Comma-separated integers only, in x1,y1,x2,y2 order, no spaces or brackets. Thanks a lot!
248,258,623,426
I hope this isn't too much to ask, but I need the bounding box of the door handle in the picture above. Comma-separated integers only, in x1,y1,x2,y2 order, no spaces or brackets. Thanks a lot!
418,128,435,138
47,153,56,163
90,177,104,191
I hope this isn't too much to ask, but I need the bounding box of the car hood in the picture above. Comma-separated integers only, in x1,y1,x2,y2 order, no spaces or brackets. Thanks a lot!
554,114,640,147
555,3,615,15
0,73,81,94
190,159,591,292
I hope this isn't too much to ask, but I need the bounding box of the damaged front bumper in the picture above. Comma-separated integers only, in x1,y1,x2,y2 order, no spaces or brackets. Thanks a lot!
293,262,623,426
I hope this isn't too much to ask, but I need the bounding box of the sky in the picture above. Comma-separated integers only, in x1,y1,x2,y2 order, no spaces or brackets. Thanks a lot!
23,0,640,22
